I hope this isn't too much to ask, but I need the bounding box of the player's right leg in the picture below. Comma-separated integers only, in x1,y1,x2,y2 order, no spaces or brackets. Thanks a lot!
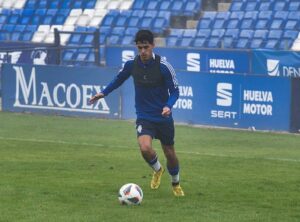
137,135,165,189
136,120,164,189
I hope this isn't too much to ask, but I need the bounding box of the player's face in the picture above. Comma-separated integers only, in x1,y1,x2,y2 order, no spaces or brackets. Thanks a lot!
136,42,154,63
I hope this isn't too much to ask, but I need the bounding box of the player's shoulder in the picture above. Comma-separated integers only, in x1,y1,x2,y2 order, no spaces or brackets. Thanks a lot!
122,59,135,71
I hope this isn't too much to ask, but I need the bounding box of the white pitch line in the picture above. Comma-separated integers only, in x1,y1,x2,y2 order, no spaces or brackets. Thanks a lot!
0,136,299,163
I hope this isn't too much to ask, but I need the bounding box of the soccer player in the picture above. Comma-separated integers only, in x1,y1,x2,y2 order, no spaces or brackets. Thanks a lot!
89,30,184,197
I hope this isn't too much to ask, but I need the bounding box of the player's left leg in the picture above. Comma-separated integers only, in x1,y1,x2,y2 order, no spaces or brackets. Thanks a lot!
161,144,184,197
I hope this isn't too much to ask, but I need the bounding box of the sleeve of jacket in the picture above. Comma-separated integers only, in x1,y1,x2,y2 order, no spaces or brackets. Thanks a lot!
160,59,179,109
102,61,133,96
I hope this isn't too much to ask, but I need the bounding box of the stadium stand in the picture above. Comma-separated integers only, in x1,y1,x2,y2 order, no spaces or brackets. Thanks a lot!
0,0,299,66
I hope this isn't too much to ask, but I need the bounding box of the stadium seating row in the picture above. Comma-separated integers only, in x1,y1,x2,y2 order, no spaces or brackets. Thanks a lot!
230,0,300,12
167,28,299,49
0,0,299,66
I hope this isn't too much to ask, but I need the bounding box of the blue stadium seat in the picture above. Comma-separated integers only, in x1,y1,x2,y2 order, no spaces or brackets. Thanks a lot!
49,0,60,9
25,0,37,9
170,0,185,16
253,29,268,40
288,1,300,11
240,18,255,29
258,1,273,11
152,18,168,34
84,0,97,8
131,10,145,18
192,37,206,48
235,38,249,48
140,17,153,29
212,12,229,29
11,32,21,41
72,0,83,9
250,39,264,49
211,29,225,38
132,0,148,10
240,29,254,39
101,11,119,27
69,33,83,45
35,9,47,16
198,12,216,29
122,35,134,45
157,11,171,20
8,14,20,24
235,29,253,48
63,50,75,61
111,27,125,36
230,1,245,11
285,20,299,30
255,19,270,29
196,29,211,38
75,51,88,62
61,0,72,9
115,15,129,27
184,0,201,17
244,11,258,20
82,35,94,45
21,31,34,41
224,28,240,39
166,37,178,47
3,24,15,32
108,35,120,45
183,29,197,38
166,28,184,47
14,24,26,32
86,52,95,63
127,17,140,27
230,11,244,20
268,30,283,40
125,27,138,36
207,37,221,48
222,36,235,48
223,28,239,48
147,0,159,10
144,10,157,18
43,15,54,25
40,1,50,8
273,1,287,11
179,37,193,47
244,1,258,11
0,15,7,24
169,28,185,37
264,40,279,49
159,0,171,10
226,19,240,29
47,9,58,16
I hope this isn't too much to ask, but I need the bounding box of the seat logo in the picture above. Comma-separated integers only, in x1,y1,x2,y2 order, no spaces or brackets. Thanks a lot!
267,59,280,76
187,53,200,72
216,83,232,106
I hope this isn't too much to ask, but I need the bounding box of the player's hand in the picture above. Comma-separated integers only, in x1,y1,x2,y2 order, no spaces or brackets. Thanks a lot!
89,93,105,104
161,106,171,117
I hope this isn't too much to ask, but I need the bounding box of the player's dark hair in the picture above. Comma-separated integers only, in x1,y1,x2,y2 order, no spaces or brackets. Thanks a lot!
134,30,154,44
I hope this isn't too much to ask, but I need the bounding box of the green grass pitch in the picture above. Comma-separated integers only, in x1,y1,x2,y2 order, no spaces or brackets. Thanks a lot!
0,112,300,222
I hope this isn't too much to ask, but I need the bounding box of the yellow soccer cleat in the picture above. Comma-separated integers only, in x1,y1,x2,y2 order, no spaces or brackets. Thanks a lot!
150,167,165,189
172,184,185,197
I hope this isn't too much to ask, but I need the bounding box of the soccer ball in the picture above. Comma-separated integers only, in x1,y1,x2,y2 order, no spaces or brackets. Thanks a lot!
118,183,143,205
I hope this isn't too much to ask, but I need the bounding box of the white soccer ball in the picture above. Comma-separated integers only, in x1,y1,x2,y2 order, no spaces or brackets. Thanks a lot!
118,183,143,205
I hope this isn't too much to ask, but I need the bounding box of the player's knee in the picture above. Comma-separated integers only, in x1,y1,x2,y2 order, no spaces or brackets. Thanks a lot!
139,142,152,153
